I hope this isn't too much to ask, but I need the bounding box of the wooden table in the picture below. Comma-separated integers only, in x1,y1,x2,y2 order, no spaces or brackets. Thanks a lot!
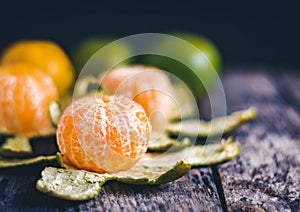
0,69,299,211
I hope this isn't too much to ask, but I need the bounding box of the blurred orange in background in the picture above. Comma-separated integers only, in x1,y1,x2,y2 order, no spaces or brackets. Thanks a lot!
1,40,75,97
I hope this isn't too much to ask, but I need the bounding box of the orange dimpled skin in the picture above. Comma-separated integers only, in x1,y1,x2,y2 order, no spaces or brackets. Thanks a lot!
0,64,58,137
57,95,151,173
100,66,175,131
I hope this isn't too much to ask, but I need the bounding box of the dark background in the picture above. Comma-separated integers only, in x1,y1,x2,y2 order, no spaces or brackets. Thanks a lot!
1,1,299,68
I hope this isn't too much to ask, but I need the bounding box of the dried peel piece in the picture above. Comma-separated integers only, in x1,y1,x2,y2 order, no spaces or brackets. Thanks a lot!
57,151,191,183
145,137,240,167
0,134,57,159
0,155,56,168
36,160,190,201
0,127,9,136
148,134,191,152
48,101,62,128
36,137,240,201
73,75,104,98
185,137,240,166
0,136,32,157
167,107,256,137
0,130,55,140
56,152,77,170
168,84,197,120
36,167,108,201
111,153,191,185
0,132,57,168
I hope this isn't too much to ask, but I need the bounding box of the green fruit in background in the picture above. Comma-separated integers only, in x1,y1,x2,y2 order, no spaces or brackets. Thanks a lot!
143,33,222,98
72,37,133,74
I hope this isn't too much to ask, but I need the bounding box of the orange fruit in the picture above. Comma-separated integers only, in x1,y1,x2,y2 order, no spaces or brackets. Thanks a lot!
0,63,58,137
99,65,174,132
1,40,75,97
56,95,151,173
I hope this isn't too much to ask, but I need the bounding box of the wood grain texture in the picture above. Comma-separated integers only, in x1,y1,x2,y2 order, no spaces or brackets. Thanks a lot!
80,169,220,212
217,71,300,211
0,168,221,211
275,73,300,111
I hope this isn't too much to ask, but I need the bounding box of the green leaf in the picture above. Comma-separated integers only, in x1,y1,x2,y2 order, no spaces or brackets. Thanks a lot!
167,107,256,137
0,136,32,157
148,134,191,152
0,155,56,168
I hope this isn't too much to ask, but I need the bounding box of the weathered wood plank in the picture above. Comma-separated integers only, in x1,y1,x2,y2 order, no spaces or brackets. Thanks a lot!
83,169,220,212
0,168,221,211
275,73,300,111
216,71,300,211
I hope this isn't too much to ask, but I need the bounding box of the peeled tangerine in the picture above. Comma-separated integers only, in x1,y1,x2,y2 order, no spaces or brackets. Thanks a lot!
0,64,58,137
57,95,151,173
100,66,175,132
1,40,75,97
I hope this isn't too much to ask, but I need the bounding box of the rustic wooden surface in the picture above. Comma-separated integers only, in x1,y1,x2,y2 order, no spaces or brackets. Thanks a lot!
0,69,299,211
217,71,300,211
